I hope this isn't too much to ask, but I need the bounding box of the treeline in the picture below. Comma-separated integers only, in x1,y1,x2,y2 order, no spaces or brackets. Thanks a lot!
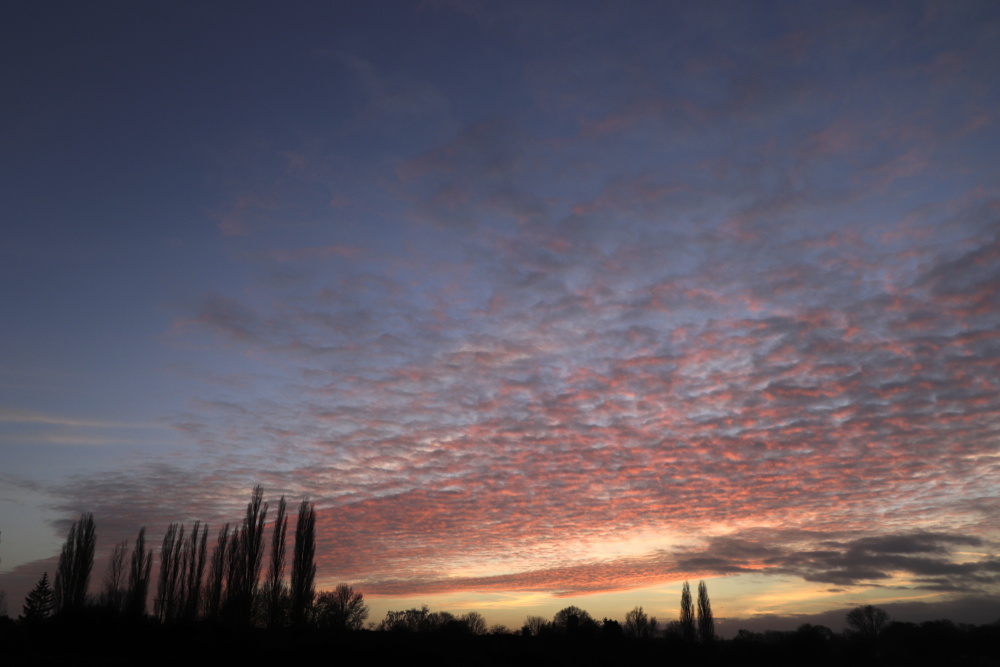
2,489,999,665
13,486,339,630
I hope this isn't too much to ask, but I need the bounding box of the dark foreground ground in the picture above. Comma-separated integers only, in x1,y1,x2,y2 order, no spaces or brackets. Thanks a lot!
3,615,999,666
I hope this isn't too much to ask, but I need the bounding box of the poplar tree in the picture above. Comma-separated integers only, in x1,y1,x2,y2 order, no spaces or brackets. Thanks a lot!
265,495,288,627
697,580,714,644
290,499,316,626
181,521,209,622
679,580,696,643
156,523,184,621
126,527,153,617
225,486,268,625
205,523,230,620
101,539,129,613
53,513,96,613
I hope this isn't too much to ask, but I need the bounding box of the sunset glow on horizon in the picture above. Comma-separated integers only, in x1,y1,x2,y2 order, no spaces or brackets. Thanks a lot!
1,1,998,634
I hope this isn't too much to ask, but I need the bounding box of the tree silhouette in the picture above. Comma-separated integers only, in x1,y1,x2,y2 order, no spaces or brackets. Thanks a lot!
313,583,369,632
22,572,55,622
461,610,488,635
290,499,315,627
156,523,184,621
204,523,230,621
181,521,208,622
679,581,696,643
227,486,268,625
697,580,714,644
379,605,429,632
624,605,657,639
553,605,598,636
100,539,129,613
219,486,268,625
264,495,287,628
846,604,890,641
126,527,152,617
522,615,548,636
53,513,96,613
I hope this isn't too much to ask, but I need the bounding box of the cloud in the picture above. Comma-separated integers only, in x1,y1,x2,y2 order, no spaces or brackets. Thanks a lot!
0,409,160,430
12,0,1000,621
315,49,451,120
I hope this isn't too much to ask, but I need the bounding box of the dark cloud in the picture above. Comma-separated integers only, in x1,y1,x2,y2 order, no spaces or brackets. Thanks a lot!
671,531,1000,594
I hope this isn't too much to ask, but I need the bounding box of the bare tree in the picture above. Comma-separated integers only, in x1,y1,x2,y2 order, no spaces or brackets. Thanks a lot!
461,611,488,635
126,527,152,617
156,523,184,621
846,604,890,641
313,583,369,632
100,539,129,613
624,605,657,639
679,581,696,643
290,499,316,627
54,513,96,613
204,523,230,620
226,486,268,625
697,580,714,644
379,605,432,632
522,615,548,637
180,521,208,622
264,495,287,628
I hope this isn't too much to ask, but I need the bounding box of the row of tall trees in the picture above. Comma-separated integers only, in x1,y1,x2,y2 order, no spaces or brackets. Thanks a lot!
679,580,714,643
15,487,318,627
154,486,318,626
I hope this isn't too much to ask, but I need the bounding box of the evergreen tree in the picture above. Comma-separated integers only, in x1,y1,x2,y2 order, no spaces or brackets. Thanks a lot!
22,572,55,622
697,580,714,643
290,499,315,627
679,580,696,642
53,513,96,613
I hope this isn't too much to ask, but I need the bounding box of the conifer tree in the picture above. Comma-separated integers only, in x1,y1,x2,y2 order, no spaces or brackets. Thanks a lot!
22,572,55,622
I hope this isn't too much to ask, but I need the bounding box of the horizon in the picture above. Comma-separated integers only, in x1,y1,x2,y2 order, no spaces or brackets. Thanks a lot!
1,1,999,632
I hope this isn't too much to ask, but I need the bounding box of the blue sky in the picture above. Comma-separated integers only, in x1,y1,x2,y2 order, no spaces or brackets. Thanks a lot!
2,1,999,632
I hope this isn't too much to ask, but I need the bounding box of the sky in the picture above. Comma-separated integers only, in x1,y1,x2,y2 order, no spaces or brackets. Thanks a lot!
1,1,999,634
